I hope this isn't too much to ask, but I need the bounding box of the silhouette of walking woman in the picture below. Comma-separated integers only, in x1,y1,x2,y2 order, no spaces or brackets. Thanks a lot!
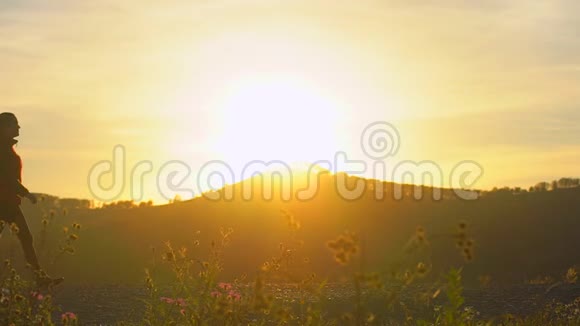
0,112,63,288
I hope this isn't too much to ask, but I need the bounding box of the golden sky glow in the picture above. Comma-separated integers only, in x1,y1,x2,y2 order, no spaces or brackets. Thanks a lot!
1,1,579,203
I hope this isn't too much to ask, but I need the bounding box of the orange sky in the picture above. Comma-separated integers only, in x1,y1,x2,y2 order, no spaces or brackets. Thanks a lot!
1,1,579,203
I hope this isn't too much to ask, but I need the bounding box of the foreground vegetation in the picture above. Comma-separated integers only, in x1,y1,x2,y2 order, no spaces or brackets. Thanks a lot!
1,213,578,325
0,177,579,324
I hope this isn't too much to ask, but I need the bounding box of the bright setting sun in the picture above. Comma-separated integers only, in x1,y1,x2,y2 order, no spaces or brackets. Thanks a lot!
159,27,360,176
212,74,343,165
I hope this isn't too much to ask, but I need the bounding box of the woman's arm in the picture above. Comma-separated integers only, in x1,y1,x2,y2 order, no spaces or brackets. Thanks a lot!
0,161,37,203
12,179,37,203
14,179,31,194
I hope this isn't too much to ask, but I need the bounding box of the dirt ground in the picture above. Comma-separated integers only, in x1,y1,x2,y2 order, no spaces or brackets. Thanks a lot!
49,283,580,325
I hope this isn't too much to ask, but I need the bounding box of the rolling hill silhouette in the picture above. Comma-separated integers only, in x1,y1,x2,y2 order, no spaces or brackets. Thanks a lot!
2,170,579,286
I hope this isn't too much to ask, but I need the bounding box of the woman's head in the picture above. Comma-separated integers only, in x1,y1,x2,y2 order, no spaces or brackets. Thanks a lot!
0,112,20,140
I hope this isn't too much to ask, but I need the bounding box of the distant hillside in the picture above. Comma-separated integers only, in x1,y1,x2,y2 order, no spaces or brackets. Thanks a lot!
2,172,579,286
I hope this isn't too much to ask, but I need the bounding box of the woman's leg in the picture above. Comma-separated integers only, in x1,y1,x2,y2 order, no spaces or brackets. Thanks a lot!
0,205,62,287
10,206,41,271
